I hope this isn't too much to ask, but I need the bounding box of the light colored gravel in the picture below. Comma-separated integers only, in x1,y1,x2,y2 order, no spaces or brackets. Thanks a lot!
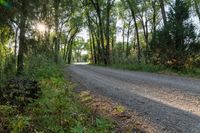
66,64,200,133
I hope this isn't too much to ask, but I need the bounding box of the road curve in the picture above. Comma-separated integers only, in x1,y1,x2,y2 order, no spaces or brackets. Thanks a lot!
67,64,200,133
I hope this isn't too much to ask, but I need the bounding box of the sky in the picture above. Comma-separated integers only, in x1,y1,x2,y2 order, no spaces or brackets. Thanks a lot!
77,16,200,43
77,2,200,43
77,19,125,43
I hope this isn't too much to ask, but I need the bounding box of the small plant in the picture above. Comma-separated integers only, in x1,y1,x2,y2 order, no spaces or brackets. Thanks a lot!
0,55,114,133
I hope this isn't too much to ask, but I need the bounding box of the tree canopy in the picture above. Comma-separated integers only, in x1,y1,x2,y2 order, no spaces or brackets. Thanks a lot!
0,0,200,79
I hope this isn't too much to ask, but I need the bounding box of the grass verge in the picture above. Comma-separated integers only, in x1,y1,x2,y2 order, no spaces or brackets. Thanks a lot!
0,56,114,133
94,63,200,78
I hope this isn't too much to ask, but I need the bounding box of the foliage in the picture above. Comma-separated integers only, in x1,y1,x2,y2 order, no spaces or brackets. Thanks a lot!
103,63,165,73
0,55,114,133
0,105,17,133
150,0,200,69
98,63,200,78
0,78,41,110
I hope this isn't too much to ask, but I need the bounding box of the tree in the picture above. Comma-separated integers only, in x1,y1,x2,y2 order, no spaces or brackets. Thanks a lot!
90,0,107,64
150,0,199,68
126,0,141,63
159,0,167,26
105,0,115,64
17,0,28,75
193,0,200,22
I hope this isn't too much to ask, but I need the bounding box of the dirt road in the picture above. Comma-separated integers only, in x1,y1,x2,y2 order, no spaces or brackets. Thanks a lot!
67,64,200,133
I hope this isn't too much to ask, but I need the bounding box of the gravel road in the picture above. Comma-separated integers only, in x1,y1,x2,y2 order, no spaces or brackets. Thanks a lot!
67,64,200,133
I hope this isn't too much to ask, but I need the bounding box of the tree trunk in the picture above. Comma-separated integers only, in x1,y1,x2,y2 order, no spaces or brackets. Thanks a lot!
159,0,167,26
105,0,112,64
127,0,141,63
68,41,73,64
194,0,200,22
17,0,27,75
14,27,19,67
89,36,94,62
92,33,97,64
152,0,157,37
54,0,60,63
91,0,107,65
133,15,141,63
87,12,97,64
94,32,101,63
98,11,107,65
122,21,125,52
65,29,78,63
126,21,131,57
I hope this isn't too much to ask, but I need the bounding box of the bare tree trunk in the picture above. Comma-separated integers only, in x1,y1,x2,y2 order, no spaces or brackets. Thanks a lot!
91,0,107,65
105,0,112,64
66,29,78,63
133,15,141,63
68,41,73,64
87,12,97,64
89,36,94,62
14,27,19,67
111,33,115,51
54,0,60,63
92,33,97,64
126,21,131,57
159,0,167,26
127,0,141,63
17,0,27,75
152,0,157,37
122,21,125,52
193,0,200,22
94,33,101,63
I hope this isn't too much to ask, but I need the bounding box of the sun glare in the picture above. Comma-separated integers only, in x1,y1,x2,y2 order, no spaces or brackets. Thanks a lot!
36,23,47,33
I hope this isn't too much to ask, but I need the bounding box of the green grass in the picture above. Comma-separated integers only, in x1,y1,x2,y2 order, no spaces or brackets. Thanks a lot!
0,56,114,133
94,63,200,78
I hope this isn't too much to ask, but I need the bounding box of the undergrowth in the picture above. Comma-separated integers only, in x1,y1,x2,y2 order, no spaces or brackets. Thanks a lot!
95,63,200,78
0,55,114,133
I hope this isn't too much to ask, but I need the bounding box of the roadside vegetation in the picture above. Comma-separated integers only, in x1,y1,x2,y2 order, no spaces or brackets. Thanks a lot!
97,63,200,78
0,55,114,133
1,0,200,132
87,0,200,78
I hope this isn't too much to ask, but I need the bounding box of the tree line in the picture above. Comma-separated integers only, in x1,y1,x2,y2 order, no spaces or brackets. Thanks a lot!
86,0,200,69
0,0,84,80
1,0,200,81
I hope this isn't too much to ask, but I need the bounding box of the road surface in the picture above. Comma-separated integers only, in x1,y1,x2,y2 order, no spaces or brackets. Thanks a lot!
67,64,200,133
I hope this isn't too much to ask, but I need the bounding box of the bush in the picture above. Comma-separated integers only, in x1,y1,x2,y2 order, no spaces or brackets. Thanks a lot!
0,55,114,133
0,105,17,133
109,63,165,73
0,78,41,110
149,0,200,69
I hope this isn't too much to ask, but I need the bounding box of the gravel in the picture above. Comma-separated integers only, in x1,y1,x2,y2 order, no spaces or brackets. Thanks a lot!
67,64,200,133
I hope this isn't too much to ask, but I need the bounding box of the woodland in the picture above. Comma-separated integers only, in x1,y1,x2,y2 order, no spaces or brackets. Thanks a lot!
1,0,200,132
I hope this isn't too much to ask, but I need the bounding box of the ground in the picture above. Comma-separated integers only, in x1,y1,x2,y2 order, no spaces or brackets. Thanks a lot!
66,64,200,133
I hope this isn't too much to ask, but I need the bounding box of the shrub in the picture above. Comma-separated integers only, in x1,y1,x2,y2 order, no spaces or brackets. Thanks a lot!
150,0,200,69
1,55,114,133
0,78,41,110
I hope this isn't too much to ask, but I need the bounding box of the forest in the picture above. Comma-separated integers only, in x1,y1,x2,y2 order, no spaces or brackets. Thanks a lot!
1,0,200,132
1,0,200,78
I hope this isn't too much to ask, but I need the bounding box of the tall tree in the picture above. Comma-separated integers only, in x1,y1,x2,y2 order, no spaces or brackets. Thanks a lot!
159,0,167,26
193,0,200,21
53,0,60,63
126,0,141,63
105,0,115,64
90,0,107,64
17,0,28,75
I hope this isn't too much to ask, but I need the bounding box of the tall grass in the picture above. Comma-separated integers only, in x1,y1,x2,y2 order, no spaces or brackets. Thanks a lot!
96,63,200,78
0,55,114,133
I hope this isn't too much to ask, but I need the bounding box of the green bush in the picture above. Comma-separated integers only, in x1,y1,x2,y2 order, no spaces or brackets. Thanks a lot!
0,105,17,133
109,63,165,73
5,55,114,133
